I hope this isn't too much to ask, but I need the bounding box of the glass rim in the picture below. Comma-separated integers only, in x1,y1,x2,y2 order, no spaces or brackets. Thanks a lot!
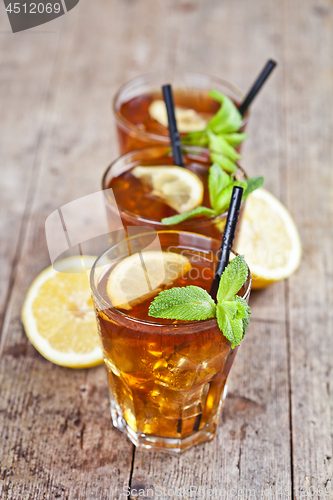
90,229,252,330
102,144,247,227
112,70,248,142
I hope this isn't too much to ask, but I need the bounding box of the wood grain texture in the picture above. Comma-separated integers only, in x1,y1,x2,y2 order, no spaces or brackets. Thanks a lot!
129,0,292,497
131,321,291,498
0,0,332,498
282,0,333,497
0,14,63,331
0,2,138,498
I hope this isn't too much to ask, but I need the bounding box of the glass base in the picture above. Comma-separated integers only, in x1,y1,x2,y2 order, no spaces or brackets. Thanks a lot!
110,384,228,454
111,405,217,454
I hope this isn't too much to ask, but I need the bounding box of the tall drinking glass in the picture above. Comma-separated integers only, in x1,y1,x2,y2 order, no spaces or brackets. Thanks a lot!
113,71,249,154
102,145,247,240
90,231,252,453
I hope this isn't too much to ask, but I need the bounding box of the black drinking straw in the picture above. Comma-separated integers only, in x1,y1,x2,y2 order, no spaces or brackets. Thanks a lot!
238,59,277,117
162,84,185,168
192,190,243,433
192,187,243,433
210,186,244,301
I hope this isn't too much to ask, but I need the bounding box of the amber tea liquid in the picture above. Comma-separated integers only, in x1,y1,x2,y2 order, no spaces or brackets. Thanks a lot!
91,232,251,453
113,72,248,155
109,154,211,224
116,88,221,153
103,146,246,240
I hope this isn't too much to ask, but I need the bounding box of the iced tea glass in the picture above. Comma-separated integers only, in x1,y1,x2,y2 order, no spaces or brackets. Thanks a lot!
113,71,249,154
90,231,252,453
102,145,247,240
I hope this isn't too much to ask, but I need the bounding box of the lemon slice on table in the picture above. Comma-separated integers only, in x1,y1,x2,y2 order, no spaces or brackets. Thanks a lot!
22,256,103,368
235,188,302,289
149,100,208,132
107,251,192,310
132,165,204,214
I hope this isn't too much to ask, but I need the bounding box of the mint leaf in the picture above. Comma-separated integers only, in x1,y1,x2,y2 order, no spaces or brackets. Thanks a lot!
243,176,264,199
148,256,251,348
208,90,243,134
220,299,248,320
161,171,263,229
213,257,250,347
182,89,246,150
210,151,236,173
235,296,251,336
223,132,248,146
207,130,241,162
217,255,248,303
208,107,231,134
162,206,216,226
149,286,216,320
208,163,232,210
161,172,262,227
213,180,247,214
181,129,209,147
216,304,243,349
181,89,249,175
208,89,225,104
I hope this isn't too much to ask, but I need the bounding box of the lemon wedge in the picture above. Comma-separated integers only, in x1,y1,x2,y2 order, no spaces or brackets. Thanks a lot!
149,100,208,133
235,188,302,289
132,165,204,214
107,251,192,310
22,256,103,368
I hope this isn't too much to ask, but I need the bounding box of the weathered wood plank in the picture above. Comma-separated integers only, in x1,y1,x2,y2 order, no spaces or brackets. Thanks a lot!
131,320,291,498
0,1,142,497
0,13,63,330
129,0,292,497
1,0,332,497
2,0,215,497
283,0,333,497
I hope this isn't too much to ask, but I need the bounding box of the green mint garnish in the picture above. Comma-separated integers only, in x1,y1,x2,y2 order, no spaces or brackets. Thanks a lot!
208,90,243,133
162,162,264,226
242,176,265,199
162,206,216,226
209,151,238,174
162,89,264,226
207,129,241,163
216,252,249,302
149,255,251,348
182,89,248,173
148,285,216,321
208,162,232,208
211,180,248,214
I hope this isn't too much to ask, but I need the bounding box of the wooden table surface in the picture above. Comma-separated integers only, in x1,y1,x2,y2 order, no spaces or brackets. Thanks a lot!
0,0,332,498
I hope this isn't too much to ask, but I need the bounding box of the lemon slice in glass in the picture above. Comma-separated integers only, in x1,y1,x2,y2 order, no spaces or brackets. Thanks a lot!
107,251,192,310
149,100,208,132
21,256,103,368
132,165,204,214
235,188,302,289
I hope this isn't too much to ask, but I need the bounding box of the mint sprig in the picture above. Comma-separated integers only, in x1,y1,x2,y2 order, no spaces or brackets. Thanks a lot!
149,286,216,321
164,87,264,226
161,206,216,226
161,162,263,226
216,252,249,301
149,255,251,348
182,89,248,173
